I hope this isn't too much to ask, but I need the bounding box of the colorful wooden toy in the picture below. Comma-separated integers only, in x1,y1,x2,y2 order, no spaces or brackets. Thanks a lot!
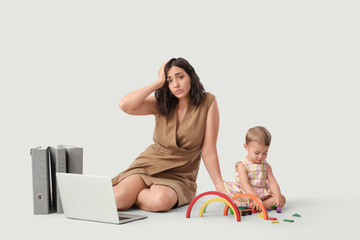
186,191,241,222
239,208,252,216
276,207,282,213
293,213,301,217
223,193,268,220
270,204,277,209
199,197,237,221
283,219,294,222
238,206,248,210
229,207,252,216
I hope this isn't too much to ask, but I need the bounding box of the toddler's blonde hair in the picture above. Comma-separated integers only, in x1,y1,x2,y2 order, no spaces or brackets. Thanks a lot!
246,126,272,146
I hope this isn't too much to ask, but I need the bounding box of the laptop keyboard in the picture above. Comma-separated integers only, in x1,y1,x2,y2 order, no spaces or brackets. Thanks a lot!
118,213,130,220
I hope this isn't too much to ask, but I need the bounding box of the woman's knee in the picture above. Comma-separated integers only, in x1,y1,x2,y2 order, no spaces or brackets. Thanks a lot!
113,184,134,210
152,194,177,212
142,187,178,212
113,175,147,210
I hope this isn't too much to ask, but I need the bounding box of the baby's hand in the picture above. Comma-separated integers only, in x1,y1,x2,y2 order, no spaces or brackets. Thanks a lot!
234,199,247,207
274,195,284,208
249,200,263,212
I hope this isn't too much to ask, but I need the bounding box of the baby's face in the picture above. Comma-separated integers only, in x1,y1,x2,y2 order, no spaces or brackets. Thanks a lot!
244,141,269,164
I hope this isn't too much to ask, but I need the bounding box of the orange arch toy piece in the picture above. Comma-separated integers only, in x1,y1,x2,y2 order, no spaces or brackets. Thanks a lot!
186,191,241,222
223,193,268,220
199,197,237,220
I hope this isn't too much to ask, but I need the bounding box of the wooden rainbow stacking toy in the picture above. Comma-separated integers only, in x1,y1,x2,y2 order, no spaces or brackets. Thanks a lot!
186,191,268,222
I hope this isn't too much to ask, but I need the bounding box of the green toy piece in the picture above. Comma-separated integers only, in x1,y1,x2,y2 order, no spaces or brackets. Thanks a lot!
293,213,301,217
270,204,277,210
283,219,294,222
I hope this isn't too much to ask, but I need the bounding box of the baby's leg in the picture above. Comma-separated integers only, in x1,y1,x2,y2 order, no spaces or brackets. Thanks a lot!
262,195,286,209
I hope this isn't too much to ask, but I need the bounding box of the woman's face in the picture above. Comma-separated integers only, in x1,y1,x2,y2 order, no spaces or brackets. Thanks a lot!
166,66,191,100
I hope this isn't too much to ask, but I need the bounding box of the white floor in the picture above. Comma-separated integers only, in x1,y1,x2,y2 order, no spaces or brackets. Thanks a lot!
2,1,360,239
4,194,359,240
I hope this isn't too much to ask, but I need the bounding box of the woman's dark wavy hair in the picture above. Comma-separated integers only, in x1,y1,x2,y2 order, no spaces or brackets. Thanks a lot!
155,58,206,116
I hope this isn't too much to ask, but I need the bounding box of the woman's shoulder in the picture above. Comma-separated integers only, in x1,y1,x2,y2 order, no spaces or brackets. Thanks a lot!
205,92,215,100
203,92,216,107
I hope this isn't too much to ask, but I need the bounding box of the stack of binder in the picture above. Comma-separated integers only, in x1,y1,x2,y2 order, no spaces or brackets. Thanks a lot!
30,145,83,214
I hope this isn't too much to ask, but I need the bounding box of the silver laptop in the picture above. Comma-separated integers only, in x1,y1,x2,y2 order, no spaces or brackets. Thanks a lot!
56,173,147,224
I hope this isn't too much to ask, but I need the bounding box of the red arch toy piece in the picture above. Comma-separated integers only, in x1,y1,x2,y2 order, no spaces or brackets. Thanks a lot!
223,193,268,220
186,191,241,222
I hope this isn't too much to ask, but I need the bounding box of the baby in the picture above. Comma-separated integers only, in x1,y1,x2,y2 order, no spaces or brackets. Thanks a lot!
223,126,286,211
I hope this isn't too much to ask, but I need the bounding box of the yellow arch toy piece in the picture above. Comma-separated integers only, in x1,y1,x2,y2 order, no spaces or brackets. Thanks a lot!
199,197,238,220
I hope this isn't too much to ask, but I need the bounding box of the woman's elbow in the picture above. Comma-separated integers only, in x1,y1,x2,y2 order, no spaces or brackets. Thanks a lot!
118,100,128,112
201,149,217,161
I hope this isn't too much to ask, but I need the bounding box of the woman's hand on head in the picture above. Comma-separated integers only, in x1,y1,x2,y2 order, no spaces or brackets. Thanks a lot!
156,60,168,89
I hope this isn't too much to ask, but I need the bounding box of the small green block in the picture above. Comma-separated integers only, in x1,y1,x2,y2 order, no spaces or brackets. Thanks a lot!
293,213,301,217
270,204,277,210
283,219,294,222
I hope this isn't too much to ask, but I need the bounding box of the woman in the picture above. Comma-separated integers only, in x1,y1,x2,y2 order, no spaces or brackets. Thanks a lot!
112,58,227,212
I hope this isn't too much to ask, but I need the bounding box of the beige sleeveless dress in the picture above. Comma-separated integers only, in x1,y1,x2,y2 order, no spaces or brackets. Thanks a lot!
112,92,215,207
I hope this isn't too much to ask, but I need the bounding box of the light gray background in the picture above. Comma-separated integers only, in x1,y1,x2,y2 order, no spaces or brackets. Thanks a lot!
1,0,359,239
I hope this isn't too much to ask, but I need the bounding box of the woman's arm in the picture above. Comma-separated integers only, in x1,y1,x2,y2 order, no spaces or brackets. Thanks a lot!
201,98,227,194
119,61,167,116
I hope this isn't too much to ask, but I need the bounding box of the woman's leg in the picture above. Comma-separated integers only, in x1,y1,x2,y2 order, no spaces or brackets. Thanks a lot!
113,174,148,210
135,185,178,212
